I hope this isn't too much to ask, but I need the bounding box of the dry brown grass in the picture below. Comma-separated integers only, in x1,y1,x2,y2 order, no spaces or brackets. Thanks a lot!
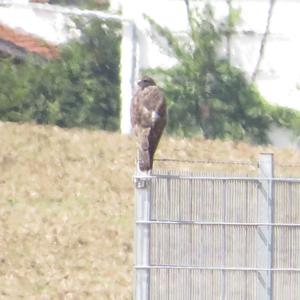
0,121,300,299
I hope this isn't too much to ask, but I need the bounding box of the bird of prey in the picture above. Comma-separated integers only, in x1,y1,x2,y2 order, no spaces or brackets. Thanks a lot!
131,75,167,172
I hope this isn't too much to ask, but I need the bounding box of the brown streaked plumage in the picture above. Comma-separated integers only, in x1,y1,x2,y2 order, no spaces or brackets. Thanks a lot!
131,75,167,172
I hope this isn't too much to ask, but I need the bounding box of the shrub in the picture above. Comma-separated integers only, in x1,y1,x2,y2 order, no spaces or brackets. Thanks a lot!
146,4,300,143
0,18,121,131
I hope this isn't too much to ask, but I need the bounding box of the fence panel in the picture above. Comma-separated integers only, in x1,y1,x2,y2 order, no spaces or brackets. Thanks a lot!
134,155,300,300
273,180,300,300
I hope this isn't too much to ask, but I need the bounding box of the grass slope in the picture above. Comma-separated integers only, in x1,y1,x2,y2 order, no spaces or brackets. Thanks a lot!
0,121,300,299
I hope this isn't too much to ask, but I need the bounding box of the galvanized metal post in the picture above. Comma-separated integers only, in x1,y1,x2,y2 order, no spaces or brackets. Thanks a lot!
134,170,151,300
257,153,274,300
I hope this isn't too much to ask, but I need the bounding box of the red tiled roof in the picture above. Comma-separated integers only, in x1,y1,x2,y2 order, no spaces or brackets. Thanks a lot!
0,24,59,59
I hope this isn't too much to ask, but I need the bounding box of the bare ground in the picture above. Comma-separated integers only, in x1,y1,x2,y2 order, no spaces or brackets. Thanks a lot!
0,121,300,299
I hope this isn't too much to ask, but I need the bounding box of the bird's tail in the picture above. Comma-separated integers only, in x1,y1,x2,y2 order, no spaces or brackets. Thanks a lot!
138,149,151,171
138,130,152,172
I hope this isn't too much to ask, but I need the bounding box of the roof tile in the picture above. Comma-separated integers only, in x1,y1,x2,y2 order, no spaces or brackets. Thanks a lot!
0,24,59,59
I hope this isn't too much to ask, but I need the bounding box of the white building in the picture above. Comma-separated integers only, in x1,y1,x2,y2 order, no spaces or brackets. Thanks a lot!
0,0,300,144
115,0,300,109
114,0,300,142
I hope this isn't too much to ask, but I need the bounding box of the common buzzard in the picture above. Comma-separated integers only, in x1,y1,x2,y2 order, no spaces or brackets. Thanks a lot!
131,76,167,172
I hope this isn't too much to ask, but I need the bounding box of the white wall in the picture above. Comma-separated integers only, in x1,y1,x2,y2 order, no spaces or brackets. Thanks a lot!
116,0,300,113
0,1,80,43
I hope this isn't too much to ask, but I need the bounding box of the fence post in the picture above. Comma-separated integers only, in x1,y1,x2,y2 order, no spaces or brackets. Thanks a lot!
257,153,274,300
134,170,151,300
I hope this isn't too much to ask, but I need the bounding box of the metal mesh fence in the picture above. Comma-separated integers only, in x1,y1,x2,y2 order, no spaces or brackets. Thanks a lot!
134,154,300,300
149,173,261,300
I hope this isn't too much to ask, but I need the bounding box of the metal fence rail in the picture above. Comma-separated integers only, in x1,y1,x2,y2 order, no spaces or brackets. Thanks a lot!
134,153,300,300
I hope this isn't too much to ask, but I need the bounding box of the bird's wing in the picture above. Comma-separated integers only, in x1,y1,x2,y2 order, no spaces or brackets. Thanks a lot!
137,86,166,128
132,85,167,171
141,86,166,114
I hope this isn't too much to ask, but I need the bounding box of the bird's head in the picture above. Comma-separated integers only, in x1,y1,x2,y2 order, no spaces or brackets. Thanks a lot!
137,76,156,89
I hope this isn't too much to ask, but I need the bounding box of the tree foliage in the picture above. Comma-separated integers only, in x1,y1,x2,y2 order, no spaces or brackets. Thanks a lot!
49,0,109,10
146,4,299,143
0,18,121,130
0,59,34,122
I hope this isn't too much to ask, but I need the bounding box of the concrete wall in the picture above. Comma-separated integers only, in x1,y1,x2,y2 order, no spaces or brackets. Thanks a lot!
113,0,300,144
114,0,300,112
